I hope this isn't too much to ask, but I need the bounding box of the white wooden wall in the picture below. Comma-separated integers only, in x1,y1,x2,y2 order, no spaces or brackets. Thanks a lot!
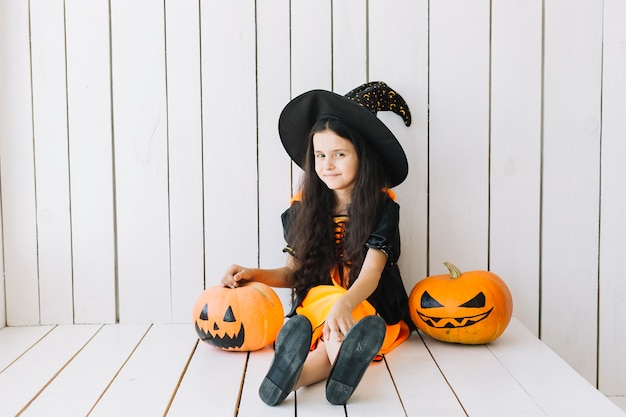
0,0,624,397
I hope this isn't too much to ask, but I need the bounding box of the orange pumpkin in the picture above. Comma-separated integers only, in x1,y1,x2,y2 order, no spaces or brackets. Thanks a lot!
409,262,513,344
193,281,285,351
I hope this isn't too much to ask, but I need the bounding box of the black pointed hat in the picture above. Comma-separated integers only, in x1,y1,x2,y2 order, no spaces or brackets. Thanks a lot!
278,81,412,188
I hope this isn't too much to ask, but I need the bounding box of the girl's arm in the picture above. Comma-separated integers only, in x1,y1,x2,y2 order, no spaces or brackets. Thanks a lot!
323,248,387,342
221,255,297,289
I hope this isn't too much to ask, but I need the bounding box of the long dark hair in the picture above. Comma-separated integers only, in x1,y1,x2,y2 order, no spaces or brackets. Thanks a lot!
288,116,389,297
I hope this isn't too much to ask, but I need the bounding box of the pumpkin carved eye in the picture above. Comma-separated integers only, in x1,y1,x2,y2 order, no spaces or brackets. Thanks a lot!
459,292,486,308
420,291,486,308
420,291,444,308
223,306,236,322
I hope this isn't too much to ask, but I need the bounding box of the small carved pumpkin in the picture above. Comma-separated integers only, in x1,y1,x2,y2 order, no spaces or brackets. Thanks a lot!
409,262,513,344
193,281,284,351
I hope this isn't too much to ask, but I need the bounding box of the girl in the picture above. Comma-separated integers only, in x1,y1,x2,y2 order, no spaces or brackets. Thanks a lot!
221,82,414,406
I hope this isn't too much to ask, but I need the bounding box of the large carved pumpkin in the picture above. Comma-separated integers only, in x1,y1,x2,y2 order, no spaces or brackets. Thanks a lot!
409,262,513,344
193,281,284,351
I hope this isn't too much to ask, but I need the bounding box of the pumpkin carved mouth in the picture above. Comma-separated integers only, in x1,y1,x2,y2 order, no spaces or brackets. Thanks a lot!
416,306,493,329
195,321,245,349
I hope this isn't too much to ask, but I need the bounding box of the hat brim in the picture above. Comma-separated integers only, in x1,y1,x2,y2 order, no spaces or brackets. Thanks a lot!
278,89,408,188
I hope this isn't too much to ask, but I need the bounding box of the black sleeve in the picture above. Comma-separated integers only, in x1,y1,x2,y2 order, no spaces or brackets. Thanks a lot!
365,197,413,327
280,203,298,256
365,197,401,264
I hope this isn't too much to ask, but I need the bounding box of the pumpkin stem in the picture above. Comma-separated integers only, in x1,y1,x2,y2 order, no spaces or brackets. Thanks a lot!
443,262,463,279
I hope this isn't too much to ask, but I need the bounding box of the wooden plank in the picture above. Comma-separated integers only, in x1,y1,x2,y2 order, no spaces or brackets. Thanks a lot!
291,0,332,95
369,0,429,291
296,381,345,417
489,0,542,335
30,0,74,325
0,0,40,326
541,0,603,383
0,325,101,416
200,0,258,284
428,0,491,272
89,324,195,416
237,346,295,416
332,0,367,91
256,0,293,310
0,233,3,327
288,0,333,195
421,324,546,417
110,0,171,323
165,0,205,323
0,326,54,372
65,0,116,324
488,319,625,416
345,359,405,416
598,0,626,397
0,203,4,328
609,397,626,413
385,334,466,416
166,341,248,416
0,323,622,416
21,324,150,417
291,353,402,416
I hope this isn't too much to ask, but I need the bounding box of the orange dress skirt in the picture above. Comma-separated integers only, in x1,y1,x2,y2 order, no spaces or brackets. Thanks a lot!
295,266,411,356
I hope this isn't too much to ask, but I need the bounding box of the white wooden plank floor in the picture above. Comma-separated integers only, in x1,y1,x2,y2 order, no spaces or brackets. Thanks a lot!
0,318,624,417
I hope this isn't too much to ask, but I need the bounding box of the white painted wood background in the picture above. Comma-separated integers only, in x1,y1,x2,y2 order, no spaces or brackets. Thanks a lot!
0,0,624,398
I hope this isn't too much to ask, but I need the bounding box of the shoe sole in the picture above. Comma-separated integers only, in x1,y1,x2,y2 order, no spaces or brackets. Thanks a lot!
259,315,312,406
326,315,386,405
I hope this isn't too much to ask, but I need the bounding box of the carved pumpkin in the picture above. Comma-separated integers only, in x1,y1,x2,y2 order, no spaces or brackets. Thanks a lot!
193,281,284,351
409,262,513,344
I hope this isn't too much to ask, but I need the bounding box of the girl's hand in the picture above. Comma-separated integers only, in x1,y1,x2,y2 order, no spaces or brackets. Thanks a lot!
221,264,253,288
323,298,355,343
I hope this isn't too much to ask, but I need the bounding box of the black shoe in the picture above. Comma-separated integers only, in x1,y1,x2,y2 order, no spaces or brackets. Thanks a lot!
326,315,386,405
259,315,312,406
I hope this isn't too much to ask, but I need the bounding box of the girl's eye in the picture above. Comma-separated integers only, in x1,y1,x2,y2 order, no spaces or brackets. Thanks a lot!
335,152,345,158
315,154,325,159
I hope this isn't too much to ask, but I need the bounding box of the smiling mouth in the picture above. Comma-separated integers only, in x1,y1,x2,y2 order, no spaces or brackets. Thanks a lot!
416,307,494,328
195,322,245,349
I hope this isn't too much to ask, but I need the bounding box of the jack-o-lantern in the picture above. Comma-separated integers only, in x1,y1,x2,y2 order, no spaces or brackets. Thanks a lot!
193,281,284,351
409,262,513,344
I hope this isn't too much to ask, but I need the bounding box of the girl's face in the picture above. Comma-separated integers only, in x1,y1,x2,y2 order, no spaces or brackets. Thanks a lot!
312,130,359,196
